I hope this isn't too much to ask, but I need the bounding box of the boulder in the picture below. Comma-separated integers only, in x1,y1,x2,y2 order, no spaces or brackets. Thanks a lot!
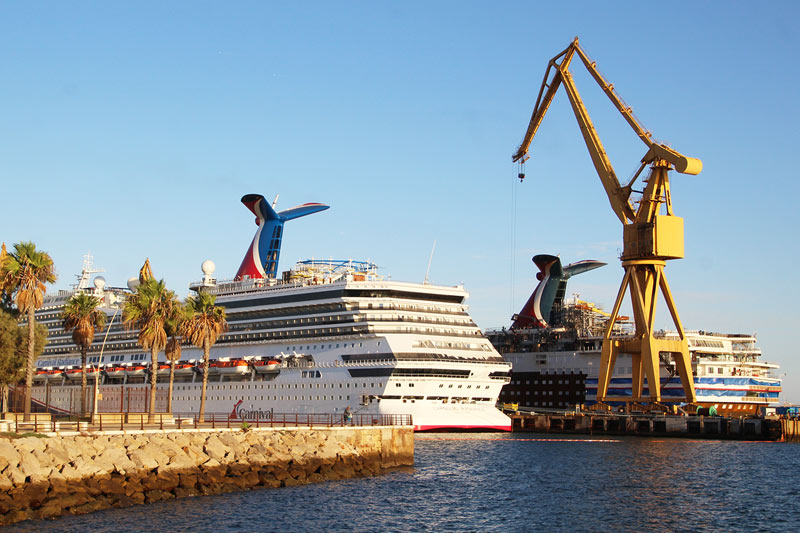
129,447,159,471
0,440,21,471
97,474,127,495
203,435,230,462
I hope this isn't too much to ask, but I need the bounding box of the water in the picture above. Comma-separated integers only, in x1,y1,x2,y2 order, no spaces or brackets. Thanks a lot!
10,434,800,532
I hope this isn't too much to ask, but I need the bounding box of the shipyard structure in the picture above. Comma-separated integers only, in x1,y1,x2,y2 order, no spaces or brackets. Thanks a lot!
487,255,781,416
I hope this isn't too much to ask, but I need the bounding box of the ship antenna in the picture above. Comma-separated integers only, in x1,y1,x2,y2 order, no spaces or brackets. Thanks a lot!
75,251,105,290
424,240,437,285
272,194,279,209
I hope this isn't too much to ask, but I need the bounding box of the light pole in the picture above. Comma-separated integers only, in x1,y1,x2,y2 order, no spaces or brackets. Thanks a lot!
92,308,119,425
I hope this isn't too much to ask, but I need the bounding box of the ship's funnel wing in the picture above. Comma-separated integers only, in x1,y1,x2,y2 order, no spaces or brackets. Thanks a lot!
563,259,606,278
235,194,330,280
241,194,280,223
511,254,606,330
279,203,329,221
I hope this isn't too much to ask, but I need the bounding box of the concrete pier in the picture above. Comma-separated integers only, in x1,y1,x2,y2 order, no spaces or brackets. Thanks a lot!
510,412,783,441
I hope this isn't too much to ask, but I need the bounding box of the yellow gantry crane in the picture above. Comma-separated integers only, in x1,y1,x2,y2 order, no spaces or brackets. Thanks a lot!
513,38,700,404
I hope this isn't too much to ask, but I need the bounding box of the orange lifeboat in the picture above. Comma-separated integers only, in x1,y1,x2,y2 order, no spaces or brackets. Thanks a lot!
216,359,250,375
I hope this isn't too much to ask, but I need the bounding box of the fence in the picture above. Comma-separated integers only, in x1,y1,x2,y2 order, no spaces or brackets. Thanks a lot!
0,411,413,434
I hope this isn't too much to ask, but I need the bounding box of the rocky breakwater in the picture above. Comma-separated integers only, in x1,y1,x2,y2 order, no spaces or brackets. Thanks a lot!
0,426,414,526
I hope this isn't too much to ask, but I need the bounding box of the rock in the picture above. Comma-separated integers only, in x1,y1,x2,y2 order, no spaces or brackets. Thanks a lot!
154,466,180,491
44,440,72,466
16,436,46,453
72,457,104,479
203,435,230,462
33,499,64,521
0,440,21,472
0,472,12,491
181,444,209,464
129,447,159,471
174,486,199,498
98,473,127,495
178,473,197,489
200,458,227,485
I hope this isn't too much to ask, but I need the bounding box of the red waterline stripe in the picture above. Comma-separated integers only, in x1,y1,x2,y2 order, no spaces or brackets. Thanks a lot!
416,437,620,442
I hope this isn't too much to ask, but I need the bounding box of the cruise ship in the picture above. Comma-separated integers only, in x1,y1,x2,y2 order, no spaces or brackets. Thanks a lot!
29,194,513,431
487,254,781,416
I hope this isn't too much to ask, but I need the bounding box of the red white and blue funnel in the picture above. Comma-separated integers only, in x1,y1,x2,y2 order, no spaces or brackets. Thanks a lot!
512,255,606,329
235,194,329,280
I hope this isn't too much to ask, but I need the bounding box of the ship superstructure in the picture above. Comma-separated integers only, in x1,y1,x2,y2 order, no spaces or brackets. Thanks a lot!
29,194,512,431
488,255,781,415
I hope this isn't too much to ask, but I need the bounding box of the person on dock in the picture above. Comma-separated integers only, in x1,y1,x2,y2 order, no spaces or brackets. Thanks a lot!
344,406,352,425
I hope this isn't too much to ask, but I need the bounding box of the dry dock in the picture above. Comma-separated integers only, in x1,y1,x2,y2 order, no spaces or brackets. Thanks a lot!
509,411,787,441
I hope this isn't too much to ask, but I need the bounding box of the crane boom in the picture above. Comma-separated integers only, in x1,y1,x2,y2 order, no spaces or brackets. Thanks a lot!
513,38,701,225
512,38,702,406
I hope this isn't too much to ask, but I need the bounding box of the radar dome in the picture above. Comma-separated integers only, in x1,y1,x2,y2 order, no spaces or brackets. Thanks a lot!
201,260,216,275
127,277,140,291
93,276,106,290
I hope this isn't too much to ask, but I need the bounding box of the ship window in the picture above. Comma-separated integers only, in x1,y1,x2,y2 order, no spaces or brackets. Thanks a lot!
718,368,724,374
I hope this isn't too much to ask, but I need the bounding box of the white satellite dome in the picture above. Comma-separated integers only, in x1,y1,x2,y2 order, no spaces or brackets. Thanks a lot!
201,260,216,275
127,277,140,291
93,276,106,290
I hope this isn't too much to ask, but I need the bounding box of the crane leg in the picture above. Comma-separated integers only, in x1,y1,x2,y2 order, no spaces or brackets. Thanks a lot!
597,261,696,404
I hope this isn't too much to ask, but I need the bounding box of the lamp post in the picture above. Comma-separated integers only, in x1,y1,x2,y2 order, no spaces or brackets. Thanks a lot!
92,308,119,425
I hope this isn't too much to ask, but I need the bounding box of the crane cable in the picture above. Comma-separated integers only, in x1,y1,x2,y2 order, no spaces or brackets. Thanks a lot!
509,162,518,320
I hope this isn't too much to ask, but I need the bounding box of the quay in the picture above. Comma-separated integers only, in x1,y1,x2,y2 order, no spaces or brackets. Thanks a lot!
0,413,414,526
507,409,789,441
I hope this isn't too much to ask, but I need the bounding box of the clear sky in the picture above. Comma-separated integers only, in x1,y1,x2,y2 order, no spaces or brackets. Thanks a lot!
2,2,798,402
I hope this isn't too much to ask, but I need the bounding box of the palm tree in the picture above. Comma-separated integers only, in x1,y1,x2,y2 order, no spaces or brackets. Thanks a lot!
123,277,180,423
164,306,187,414
62,292,106,417
0,242,57,421
181,291,227,423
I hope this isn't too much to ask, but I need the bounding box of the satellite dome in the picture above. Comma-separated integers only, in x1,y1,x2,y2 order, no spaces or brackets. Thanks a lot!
201,260,216,275
93,276,106,290
127,277,140,291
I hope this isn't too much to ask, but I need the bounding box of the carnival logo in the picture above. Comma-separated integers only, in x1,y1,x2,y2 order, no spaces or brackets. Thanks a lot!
229,399,274,420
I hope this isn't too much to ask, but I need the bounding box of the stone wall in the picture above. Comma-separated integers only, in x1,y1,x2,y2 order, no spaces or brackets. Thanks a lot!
0,426,414,526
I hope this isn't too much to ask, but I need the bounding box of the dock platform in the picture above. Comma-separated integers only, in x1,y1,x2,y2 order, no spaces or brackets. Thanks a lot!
509,411,786,441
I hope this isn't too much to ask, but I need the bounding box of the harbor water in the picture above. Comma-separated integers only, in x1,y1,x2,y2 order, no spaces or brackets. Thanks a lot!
10,433,800,532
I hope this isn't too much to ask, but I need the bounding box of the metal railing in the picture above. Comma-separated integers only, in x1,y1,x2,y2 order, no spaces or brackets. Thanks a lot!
0,411,413,433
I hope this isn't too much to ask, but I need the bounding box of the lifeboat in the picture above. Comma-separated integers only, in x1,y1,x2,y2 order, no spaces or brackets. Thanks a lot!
196,362,220,376
104,366,126,379
65,368,84,380
173,363,196,376
156,364,172,376
252,359,281,374
216,359,250,375
125,365,147,377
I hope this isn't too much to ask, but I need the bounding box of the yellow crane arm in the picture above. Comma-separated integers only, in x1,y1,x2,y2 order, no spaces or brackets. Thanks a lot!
512,38,701,225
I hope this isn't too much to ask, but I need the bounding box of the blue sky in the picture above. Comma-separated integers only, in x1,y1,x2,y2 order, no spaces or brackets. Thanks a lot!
2,2,798,402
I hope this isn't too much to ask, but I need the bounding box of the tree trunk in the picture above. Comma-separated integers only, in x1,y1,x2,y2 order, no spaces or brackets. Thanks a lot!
168,359,175,414
1,384,7,415
24,307,35,422
148,346,158,423
199,340,209,423
80,346,87,417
